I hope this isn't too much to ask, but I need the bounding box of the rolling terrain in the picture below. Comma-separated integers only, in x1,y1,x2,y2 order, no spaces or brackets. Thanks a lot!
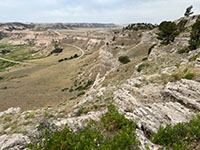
0,16,200,150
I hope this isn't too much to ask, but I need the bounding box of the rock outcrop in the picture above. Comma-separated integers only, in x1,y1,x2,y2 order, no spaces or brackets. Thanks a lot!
0,108,21,118
165,79,200,110
0,134,30,150
126,102,194,134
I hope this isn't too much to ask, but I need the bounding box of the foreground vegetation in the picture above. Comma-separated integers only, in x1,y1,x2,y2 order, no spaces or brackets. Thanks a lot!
26,103,200,150
151,115,200,149
27,104,140,150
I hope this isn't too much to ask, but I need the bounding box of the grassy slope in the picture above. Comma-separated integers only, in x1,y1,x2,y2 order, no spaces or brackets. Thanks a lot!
0,44,88,111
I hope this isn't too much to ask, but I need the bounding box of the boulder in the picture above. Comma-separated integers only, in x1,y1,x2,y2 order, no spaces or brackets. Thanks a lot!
0,134,30,150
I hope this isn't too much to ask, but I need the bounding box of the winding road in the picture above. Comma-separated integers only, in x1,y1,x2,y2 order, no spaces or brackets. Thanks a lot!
0,57,30,65
63,43,85,59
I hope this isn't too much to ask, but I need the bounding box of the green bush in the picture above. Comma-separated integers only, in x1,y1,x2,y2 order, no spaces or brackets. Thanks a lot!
75,106,85,117
177,47,190,54
189,17,200,50
118,56,130,64
75,80,94,91
50,47,63,55
183,73,195,80
137,63,150,72
77,91,85,97
69,88,73,92
142,57,148,61
84,80,94,90
157,21,179,45
27,104,140,150
151,115,200,149
148,44,156,55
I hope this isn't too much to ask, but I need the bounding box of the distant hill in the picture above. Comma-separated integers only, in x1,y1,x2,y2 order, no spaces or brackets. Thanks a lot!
0,22,119,31
123,23,157,31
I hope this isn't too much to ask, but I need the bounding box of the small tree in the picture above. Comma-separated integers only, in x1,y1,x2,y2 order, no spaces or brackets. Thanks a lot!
184,5,194,17
157,21,179,44
118,56,130,64
189,17,200,50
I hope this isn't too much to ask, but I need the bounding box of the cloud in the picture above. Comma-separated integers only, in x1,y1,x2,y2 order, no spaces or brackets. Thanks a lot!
0,0,200,23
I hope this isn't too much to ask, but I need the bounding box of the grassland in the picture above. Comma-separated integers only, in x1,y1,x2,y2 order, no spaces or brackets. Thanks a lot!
0,42,86,111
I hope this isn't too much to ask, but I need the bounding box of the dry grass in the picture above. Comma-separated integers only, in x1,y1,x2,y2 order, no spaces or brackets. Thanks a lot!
0,43,92,111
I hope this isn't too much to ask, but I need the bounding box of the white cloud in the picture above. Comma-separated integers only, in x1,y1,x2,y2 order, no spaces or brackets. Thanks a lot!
0,0,200,23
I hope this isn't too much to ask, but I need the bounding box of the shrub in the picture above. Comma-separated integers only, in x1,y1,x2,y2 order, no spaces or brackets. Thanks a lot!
61,88,68,92
73,54,79,58
177,47,190,54
84,80,93,89
75,107,85,116
50,47,63,55
0,76,3,80
183,73,195,80
27,104,140,150
118,56,130,64
148,44,156,55
157,21,179,45
69,88,73,92
134,83,142,88
171,73,182,81
75,86,83,91
137,63,150,72
75,80,93,91
58,59,64,62
151,115,200,149
142,57,148,61
189,17,200,50
177,19,188,32
77,91,85,97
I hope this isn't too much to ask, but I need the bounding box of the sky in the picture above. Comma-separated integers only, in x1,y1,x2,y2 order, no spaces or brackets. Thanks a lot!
0,0,200,24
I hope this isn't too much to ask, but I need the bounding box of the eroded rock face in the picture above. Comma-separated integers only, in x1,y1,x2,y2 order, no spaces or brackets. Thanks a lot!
126,102,194,134
148,46,168,61
165,79,200,110
0,134,30,150
112,74,198,143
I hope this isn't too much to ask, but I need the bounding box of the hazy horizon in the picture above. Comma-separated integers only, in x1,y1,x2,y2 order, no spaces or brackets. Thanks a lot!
0,0,200,24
